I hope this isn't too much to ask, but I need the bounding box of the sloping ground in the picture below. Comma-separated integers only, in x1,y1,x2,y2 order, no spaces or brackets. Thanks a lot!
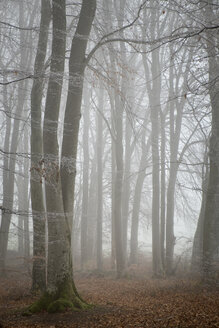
0,273,219,327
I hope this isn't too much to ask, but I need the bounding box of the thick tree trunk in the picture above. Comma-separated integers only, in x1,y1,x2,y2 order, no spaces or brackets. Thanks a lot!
202,3,219,279
61,0,96,231
29,0,96,313
30,0,51,292
191,166,208,272
42,0,68,295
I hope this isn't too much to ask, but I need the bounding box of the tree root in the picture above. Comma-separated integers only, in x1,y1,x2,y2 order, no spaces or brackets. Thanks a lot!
24,281,93,314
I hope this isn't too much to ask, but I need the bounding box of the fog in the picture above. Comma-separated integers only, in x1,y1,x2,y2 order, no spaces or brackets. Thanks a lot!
0,0,219,325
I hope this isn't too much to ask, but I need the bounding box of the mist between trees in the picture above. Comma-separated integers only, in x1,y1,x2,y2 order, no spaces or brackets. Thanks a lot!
0,0,218,313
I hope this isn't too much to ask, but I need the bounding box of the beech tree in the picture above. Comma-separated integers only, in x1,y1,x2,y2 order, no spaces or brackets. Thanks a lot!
202,0,219,279
29,0,96,312
30,0,51,293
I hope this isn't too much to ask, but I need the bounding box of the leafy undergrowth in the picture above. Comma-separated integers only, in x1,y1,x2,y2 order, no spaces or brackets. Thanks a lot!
0,271,219,327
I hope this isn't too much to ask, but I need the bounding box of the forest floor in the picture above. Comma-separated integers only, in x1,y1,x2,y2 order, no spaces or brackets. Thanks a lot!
0,268,219,328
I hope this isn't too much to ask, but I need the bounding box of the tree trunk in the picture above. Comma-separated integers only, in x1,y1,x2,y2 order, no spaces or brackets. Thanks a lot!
30,0,51,292
80,87,90,270
129,126,150,265
96,87,104,271
191,160,208,272
122,115,132,264
29,0,96,313
160,111,166,269
202,2,219,279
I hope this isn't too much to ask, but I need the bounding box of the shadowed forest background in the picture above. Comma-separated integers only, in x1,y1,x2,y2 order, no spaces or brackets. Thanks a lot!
0,0,219,327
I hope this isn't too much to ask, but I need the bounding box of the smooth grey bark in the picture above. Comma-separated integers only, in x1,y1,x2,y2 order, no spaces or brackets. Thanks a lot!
96,87,104,271
61,0,96,232
102,0,116,271
87,158,97,263
108,79,125,276
191,153,209,272
103,0,127,276
43,0,67,294
160,110,166,269
0,79,11,275
149,53,162,275
80,87,90,270
122,113,132,263
17,132,30,262
202,0,219,279
113,89,125,277
111,131,116,270
117,0,130,265
142,3,162,276
32,0,96,309
130,130,151,265
30,0,51,292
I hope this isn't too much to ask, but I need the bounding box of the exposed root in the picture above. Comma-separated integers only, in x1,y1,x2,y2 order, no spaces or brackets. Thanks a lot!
26,283,92,314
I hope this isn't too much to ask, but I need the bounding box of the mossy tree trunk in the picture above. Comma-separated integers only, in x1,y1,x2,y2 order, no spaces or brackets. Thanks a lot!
30,0,96,313
31,0,51,293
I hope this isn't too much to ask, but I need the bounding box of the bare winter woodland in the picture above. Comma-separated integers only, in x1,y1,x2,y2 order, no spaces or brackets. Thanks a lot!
0,0,219,327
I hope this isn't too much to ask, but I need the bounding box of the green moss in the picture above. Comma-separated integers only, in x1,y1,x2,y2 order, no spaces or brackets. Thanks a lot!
73,296,93,310
47,298,76,313
28,292,53,313
27,277,93,314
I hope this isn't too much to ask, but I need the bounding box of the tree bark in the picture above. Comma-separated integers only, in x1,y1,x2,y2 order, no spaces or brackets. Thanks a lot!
80,87,90,270
30,0,51,292
29,0,96,313
96,87,104,271
202,1,219,279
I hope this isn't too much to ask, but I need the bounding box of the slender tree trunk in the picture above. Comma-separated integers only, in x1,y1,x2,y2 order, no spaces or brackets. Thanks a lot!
160,111,166,269
87,158,97,264
17,132,30,260
122,116,131,264
129,127,150,265
96,87,104,271
81,87,90,270
111,137,116,270
0,79,11,275
149,48,162,276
